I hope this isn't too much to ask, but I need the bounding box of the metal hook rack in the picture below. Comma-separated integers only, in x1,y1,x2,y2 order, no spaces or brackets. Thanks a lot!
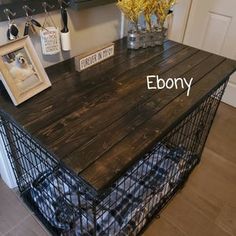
58,0,70,8
0,0,59,22
42,2,55,13
22,5,36,18
0,0,116,22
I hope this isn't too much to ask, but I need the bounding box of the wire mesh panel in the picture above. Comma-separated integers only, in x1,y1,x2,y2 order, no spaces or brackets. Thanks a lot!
0,111,95,235
0,81,227,236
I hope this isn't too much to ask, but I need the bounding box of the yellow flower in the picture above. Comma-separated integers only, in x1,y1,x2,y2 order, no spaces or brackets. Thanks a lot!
143,0,156,31
117,0,146,24
116,0,176,31
155,0,176,28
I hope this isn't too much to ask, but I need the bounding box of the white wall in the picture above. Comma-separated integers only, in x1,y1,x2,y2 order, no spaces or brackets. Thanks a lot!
0,133,17,188
0,3,121,68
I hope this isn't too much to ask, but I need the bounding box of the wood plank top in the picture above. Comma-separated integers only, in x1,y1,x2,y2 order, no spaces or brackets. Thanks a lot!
0,38,235,192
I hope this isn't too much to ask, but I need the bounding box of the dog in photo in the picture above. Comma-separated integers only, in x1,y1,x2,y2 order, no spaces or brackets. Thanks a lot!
5,52,36,83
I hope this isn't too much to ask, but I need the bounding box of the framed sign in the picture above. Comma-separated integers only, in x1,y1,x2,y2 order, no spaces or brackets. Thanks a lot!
40,27,61,55
75,43,115,71
0,36,51,106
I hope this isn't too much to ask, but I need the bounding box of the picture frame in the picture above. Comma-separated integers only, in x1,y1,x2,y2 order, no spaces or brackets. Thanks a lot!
0,36,51,106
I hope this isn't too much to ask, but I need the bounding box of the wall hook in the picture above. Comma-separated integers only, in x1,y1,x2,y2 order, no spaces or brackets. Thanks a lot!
42,2,55,13
58,0,70,8
22,5,35,18
4,8,16,22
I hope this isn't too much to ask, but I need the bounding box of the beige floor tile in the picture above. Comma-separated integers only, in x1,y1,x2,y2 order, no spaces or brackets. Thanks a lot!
143,216,186,236
215,204,236,236
0,180,30,235
202,148,236,184
188,150,236,207
4,215,50,236
31,215,51,236
206,103,236,165
180,184,222,222
162,194,231,236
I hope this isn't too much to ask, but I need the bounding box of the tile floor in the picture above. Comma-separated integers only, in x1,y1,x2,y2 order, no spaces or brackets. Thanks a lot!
0,102,236,236
0,179,49,236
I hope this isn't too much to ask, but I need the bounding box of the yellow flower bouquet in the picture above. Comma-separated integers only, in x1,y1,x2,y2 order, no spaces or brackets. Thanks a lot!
117,0,145,31
116,0,176,49
155,0,176,30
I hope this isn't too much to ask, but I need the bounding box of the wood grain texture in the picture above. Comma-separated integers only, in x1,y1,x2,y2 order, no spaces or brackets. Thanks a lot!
80,59,236,191
0,38,235,192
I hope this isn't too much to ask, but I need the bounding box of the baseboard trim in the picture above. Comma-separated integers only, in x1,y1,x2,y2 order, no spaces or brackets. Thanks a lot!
222,81,236,108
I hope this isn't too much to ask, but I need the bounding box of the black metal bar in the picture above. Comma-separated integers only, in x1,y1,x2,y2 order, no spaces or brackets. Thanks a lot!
1,119,23,180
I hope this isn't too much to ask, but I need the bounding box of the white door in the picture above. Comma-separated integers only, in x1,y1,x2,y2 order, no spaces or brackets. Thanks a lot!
183,0,236,107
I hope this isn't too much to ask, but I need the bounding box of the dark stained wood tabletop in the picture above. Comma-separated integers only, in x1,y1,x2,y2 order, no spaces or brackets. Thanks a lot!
0,38,235,192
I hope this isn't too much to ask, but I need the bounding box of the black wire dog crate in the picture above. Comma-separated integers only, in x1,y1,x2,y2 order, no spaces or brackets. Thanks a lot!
0,82,226,236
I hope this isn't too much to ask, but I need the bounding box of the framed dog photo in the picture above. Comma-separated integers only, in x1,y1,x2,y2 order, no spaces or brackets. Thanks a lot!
0,36,51,106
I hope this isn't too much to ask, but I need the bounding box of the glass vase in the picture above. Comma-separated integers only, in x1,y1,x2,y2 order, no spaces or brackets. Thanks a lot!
154,27,167,46
127,21,141,50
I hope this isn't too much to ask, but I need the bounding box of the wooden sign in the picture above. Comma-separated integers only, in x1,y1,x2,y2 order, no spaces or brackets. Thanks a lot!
75,43,114,72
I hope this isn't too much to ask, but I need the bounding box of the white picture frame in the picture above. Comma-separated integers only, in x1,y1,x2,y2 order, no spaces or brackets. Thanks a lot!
0,36,51,106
